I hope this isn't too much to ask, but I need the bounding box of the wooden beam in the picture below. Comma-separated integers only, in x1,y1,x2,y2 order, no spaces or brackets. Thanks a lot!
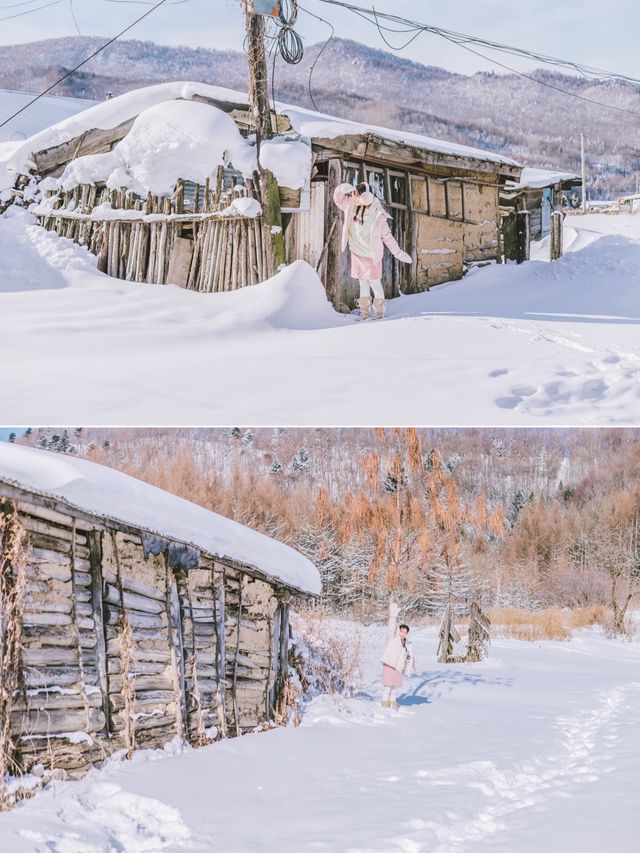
312,134,521,180
33,119,136,176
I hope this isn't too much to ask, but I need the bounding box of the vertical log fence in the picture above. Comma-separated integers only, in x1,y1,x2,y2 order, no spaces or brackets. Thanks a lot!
35,174,274,292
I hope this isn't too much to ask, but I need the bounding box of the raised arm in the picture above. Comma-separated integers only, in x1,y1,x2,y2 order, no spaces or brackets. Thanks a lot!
333,182,355,212
388,600,400,640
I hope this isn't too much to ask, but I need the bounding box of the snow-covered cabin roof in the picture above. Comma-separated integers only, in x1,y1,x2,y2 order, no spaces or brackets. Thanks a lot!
0,80,519,194
0,89,97,143
0,443,320,596
507,167,581,191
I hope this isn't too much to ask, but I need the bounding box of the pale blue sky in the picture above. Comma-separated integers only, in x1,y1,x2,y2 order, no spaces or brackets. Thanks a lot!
0,0,638,78
0,428,23,441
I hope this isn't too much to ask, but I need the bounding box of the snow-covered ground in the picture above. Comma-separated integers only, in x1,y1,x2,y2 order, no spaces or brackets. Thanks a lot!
1,208,639,425
1,623,638,852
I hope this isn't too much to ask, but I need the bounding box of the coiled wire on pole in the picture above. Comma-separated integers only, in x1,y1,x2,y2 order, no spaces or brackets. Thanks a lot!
266,0,304,65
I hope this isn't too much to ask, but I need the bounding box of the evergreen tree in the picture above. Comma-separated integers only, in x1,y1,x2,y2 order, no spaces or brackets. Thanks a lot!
268,458,283,476
290,447,309,473
509,490,527,528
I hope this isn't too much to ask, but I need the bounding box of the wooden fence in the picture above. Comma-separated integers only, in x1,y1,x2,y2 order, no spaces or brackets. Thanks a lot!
36,175,273,292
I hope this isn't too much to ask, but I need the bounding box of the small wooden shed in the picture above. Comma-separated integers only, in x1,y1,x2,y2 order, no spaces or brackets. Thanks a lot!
501,167,581,242
0,443,319,795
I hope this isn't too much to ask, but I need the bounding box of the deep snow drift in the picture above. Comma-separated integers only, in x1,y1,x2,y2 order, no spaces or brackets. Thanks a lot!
0,208,639,425
1,623,638,852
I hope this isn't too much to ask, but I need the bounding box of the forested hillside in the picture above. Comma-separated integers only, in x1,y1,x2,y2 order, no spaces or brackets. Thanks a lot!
1,36,638,197
15,427,640,624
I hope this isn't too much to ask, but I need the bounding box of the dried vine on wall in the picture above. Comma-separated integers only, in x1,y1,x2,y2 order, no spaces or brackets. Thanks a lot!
0,501,28,806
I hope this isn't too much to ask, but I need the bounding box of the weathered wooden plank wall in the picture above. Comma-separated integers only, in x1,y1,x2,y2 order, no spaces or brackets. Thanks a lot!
0,496,289,791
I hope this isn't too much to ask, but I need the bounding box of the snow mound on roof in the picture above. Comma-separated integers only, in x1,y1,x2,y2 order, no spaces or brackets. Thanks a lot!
0,443,321,595
116,101,256,194
55,101,257,196
259,137,311,190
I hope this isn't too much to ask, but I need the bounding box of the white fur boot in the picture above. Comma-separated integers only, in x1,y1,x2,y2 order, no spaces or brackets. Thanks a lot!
357,296,372,320
373,297,386,319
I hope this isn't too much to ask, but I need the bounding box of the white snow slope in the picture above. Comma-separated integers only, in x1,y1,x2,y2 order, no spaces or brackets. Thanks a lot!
1,624,638,852
0,209,639,425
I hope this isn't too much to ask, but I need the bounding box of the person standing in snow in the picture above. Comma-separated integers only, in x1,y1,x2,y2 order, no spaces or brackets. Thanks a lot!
333,181,412,320
381,600,416,709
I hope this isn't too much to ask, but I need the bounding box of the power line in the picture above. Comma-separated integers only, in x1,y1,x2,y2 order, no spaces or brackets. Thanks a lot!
296,1,335,111
68,0,81,36
0,0,62,21
0,0,171,130
314,0,640,87
0,0,51,9
309,0,640,120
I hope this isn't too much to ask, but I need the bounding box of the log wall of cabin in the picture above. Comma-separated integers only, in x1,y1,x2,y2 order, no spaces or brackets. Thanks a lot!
175,558,226,742
224,569,279,735
12,502,108,778
1,494,290,786
100,530,184,752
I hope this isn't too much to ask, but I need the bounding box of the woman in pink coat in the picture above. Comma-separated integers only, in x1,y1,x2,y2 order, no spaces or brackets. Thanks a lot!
333,181,412,320
381,600,417,709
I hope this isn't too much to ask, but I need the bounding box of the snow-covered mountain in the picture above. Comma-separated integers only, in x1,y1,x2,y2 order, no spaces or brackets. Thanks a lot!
0,36,638,198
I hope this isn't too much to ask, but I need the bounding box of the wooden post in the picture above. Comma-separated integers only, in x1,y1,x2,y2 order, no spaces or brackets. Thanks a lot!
244,2,286,271
436,604,462,663
274,599,289,716
213,569,227,737
89,531,111,735
581,132,587,213
515,210,530,264
550,211,563,261
324,159,343,306
232,577,243,737
466,601,491,663
502,212,517,262
166,559,188,741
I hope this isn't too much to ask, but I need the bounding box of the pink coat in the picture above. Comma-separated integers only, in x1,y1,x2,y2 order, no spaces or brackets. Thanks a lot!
333,183,410,265
381,611,416,674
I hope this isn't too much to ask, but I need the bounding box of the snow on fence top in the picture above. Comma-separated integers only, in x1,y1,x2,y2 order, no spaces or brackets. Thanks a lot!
0,443,321,596
0,80,520,198
508,167,581,191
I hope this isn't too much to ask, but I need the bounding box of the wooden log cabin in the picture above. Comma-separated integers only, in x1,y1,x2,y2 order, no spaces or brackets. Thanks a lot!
0,443,319,797
6,82,522,306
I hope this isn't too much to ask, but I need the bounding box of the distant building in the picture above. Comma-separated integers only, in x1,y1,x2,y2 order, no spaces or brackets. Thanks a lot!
501,168,582,241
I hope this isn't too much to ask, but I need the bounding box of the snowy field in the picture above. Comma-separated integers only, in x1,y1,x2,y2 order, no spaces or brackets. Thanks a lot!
0,208,639,425
1,622,638,852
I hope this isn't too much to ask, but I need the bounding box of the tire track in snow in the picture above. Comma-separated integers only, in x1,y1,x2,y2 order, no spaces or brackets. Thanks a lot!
400,681,640,853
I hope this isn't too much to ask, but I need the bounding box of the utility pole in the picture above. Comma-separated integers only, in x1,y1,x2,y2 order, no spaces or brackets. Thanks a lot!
243,1,286,272
580,133,587,213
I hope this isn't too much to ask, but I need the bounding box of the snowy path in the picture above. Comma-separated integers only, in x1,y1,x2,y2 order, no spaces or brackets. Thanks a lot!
1,628,639,852
1,209,639,425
